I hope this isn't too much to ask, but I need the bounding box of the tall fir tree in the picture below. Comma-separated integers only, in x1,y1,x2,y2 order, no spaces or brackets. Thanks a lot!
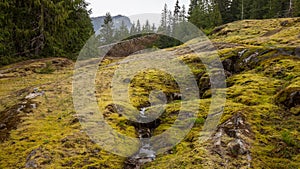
159,3,168,33
0,0,93,64
136,20,141,33
100,12,114,44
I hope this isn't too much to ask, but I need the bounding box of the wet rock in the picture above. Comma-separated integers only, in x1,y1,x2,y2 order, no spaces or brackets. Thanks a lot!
123,78,131,83
25,160,38,168
210,113,253,168
244,52,259,63
275,87,300,114
25,91,44,100
228,139,248,157
280,20,289,26
0,123,6,130
238,49,248,58
222,59,233,72
199,74,210,97
30,104,37,109
25,147,52,168
173,93,182,100
287,91,300,108
295,47,300,57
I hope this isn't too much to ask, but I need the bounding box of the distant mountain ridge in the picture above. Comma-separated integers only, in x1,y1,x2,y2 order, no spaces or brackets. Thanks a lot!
91,15,132,34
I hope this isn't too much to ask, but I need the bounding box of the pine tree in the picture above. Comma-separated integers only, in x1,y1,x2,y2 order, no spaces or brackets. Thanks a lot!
210,0,223,27
179,5,187,22
189,0,210,29
188,0,198,16
151,24,157,32
136,20,141,33
0,0,93,64
293,0,300,16
213,0,232,23
115,20,129,40
167,10,173,35
130,22,136,35
174,0,181,23
159,3,168,33
100,12,114,44
142,20,151,33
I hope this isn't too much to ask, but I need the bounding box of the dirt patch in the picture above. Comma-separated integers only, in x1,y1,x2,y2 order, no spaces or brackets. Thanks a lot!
0,58,73,78
0,88,44,142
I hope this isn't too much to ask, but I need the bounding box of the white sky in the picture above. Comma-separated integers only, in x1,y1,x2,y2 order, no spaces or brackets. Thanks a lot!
86,0,190,17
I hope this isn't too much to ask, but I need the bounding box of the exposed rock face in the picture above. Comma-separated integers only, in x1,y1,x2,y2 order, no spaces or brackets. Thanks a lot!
221,48,300,74
285,91,300,108
100,34,159,58
25,147,52,168
276,87,300,115
210,113,253,168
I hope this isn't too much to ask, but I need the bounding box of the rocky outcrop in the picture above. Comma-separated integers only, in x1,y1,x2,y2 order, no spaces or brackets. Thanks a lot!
210,113,254,168
221,47,300,74
101,34,159,58
275,87,300,115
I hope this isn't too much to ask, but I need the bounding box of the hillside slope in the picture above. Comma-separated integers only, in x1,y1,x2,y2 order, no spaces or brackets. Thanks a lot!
0,18,299,168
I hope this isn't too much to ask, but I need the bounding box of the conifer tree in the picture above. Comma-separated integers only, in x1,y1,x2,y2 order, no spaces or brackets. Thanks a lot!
136,20,141,34
142,20,151,33
130,22,136,35
179,5,187,22
100,12,114,44
174,0,181,23
0,0,93,64
159,4,168,33
115,20,129,40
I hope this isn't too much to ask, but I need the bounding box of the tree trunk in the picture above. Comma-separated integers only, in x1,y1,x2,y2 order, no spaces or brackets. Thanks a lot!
288,0,293,17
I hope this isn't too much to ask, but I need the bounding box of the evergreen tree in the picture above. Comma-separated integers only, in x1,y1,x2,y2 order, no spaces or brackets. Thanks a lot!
100,12,114,44
174,0,181,23
179,5,187,22
151,24,157,32
189,0,210,29
136,20,141,34
210,1,223,27
159,3,168,33
115,20,129,40
188,0,198,16
294,0,300,16
167,10,173,35
214,0,233,23
130,22,136,35
142,20,151,33
0,0,93,64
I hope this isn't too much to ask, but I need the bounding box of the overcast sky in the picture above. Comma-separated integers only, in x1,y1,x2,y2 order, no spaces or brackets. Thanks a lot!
86,0,190,17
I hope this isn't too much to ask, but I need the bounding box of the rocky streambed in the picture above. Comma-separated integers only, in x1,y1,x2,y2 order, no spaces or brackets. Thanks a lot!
124,108,160,169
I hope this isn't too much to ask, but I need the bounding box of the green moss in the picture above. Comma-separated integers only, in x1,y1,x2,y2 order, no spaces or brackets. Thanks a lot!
1,18,300,168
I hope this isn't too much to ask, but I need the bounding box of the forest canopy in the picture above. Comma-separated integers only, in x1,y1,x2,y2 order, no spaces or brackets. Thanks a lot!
0,0,93,66
187,0,300,29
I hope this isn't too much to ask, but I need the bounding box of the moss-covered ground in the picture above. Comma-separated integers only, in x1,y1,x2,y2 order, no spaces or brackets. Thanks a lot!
0,18,299,168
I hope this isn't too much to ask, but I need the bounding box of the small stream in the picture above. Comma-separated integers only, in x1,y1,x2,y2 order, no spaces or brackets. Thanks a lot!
124,108,158,169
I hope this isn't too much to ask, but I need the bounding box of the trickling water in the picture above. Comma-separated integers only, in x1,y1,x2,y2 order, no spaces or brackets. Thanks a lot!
124,108,157,169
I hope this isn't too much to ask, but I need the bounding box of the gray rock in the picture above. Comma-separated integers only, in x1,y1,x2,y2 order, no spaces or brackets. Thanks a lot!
25,160,38,168
0,123,6,130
